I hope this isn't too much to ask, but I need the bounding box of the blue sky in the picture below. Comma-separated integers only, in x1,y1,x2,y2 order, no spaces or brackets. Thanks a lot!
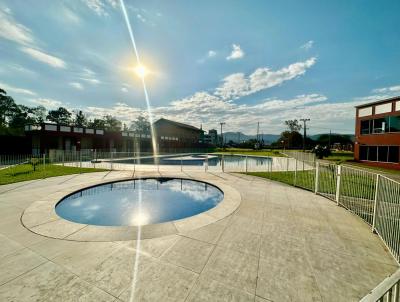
1,0,400,134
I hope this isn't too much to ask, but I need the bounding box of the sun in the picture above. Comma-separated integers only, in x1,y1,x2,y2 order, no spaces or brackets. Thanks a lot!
134,64,148,78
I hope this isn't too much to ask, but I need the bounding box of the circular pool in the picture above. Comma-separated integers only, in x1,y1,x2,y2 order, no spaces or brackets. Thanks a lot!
55,178,224,226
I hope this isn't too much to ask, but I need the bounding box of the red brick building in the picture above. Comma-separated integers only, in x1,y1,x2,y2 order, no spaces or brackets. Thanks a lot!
354,96,400,169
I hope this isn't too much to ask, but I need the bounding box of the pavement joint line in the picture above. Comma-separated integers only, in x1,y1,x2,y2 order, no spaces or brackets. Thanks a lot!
0,179,43,195
0,260,48,288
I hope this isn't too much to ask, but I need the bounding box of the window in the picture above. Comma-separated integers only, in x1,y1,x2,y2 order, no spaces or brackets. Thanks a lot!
359,145,399,163
368,146,377,161
358,106,372,117
360,120,371,134
359,146,368,160
373,118,388,133
388,146,399,163
378,146,388,162
389,116,400,132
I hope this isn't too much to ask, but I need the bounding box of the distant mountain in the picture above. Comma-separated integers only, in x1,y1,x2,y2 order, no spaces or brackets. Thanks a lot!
223,132,280,144
223,132,355,144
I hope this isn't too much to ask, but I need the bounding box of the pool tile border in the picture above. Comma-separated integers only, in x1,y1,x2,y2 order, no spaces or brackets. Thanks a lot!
20,176,241,241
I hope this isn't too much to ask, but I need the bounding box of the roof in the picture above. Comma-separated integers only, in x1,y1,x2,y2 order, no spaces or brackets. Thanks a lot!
153,118,204,132
355,95,400,108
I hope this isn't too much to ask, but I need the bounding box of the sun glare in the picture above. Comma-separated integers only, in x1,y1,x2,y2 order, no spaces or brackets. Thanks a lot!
134,64,148,78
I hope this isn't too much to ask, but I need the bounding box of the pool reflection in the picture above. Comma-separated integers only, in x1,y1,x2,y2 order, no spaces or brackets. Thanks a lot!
55,178,223,226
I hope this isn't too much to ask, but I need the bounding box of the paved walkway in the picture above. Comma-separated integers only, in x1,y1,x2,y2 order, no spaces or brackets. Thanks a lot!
0,171,397,302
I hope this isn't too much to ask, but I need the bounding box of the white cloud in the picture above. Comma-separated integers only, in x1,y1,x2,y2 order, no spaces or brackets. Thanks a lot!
208,50,217,57
82,0,118,16
137,14,146,23
215,57,316,100
69,82,84,90
29,98,62,108
0,82,36,96
63,7,81,24
81,78,100,84
301,40,314,50
0,8,34,45
82,0,107,16
20,47,67,69
372,84,400,94
226,44,244,60
121,87,128,92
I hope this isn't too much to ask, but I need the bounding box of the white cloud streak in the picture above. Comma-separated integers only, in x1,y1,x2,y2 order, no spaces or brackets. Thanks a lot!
20,47,67,69
69,82,84,90
215,57,316,100
0,82,36,96
372,85,400,94
0,8,34,45
29,98,62,108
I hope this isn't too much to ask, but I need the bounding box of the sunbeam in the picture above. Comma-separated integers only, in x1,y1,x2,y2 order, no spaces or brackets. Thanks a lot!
119,0,159,158
119,1,158,301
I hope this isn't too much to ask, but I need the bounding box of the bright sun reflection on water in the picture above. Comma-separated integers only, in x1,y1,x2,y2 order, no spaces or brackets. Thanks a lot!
131,212,149,226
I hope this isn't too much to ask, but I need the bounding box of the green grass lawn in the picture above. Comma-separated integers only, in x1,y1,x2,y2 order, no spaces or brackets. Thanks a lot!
214,148,285,157
246,168,376,198
323,151,354,164
0,164,107,185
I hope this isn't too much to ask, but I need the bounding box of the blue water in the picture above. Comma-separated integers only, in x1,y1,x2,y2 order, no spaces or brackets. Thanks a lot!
115,154,272,166
55,178,223,226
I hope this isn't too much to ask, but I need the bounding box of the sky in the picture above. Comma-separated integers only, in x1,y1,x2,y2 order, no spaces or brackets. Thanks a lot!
0,0,400,134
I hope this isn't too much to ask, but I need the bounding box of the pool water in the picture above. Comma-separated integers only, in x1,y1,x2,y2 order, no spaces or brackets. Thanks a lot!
55,178,223,226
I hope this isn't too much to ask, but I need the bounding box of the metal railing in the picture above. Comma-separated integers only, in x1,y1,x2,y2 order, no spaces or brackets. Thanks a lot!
360,268,400,302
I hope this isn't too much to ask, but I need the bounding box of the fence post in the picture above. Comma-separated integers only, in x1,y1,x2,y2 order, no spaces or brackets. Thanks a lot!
222,154,225,172
372,174,380,232
335,165,341,205
245,156,248,173
110,151,113,170
294,159,297,186
94,149,96,169
79,151,82,169
314,161,319,194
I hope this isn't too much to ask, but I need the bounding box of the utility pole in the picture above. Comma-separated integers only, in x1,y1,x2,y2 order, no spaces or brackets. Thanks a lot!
329,130,331,149
300,118,310,151
219,122,225,148
256,122,260,143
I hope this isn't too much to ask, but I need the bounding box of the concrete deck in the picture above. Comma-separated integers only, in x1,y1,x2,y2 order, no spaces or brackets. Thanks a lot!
0,171,398,302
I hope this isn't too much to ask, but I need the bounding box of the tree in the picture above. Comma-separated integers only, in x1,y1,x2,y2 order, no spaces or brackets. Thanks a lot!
129,115,150,134
31,106,46,124
88,118,106,129
285,119,302,132
74,110,88,127
8,105,36,129
0,88,18,127
103,115,122,131
277,130,303,149
46,107,72,124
